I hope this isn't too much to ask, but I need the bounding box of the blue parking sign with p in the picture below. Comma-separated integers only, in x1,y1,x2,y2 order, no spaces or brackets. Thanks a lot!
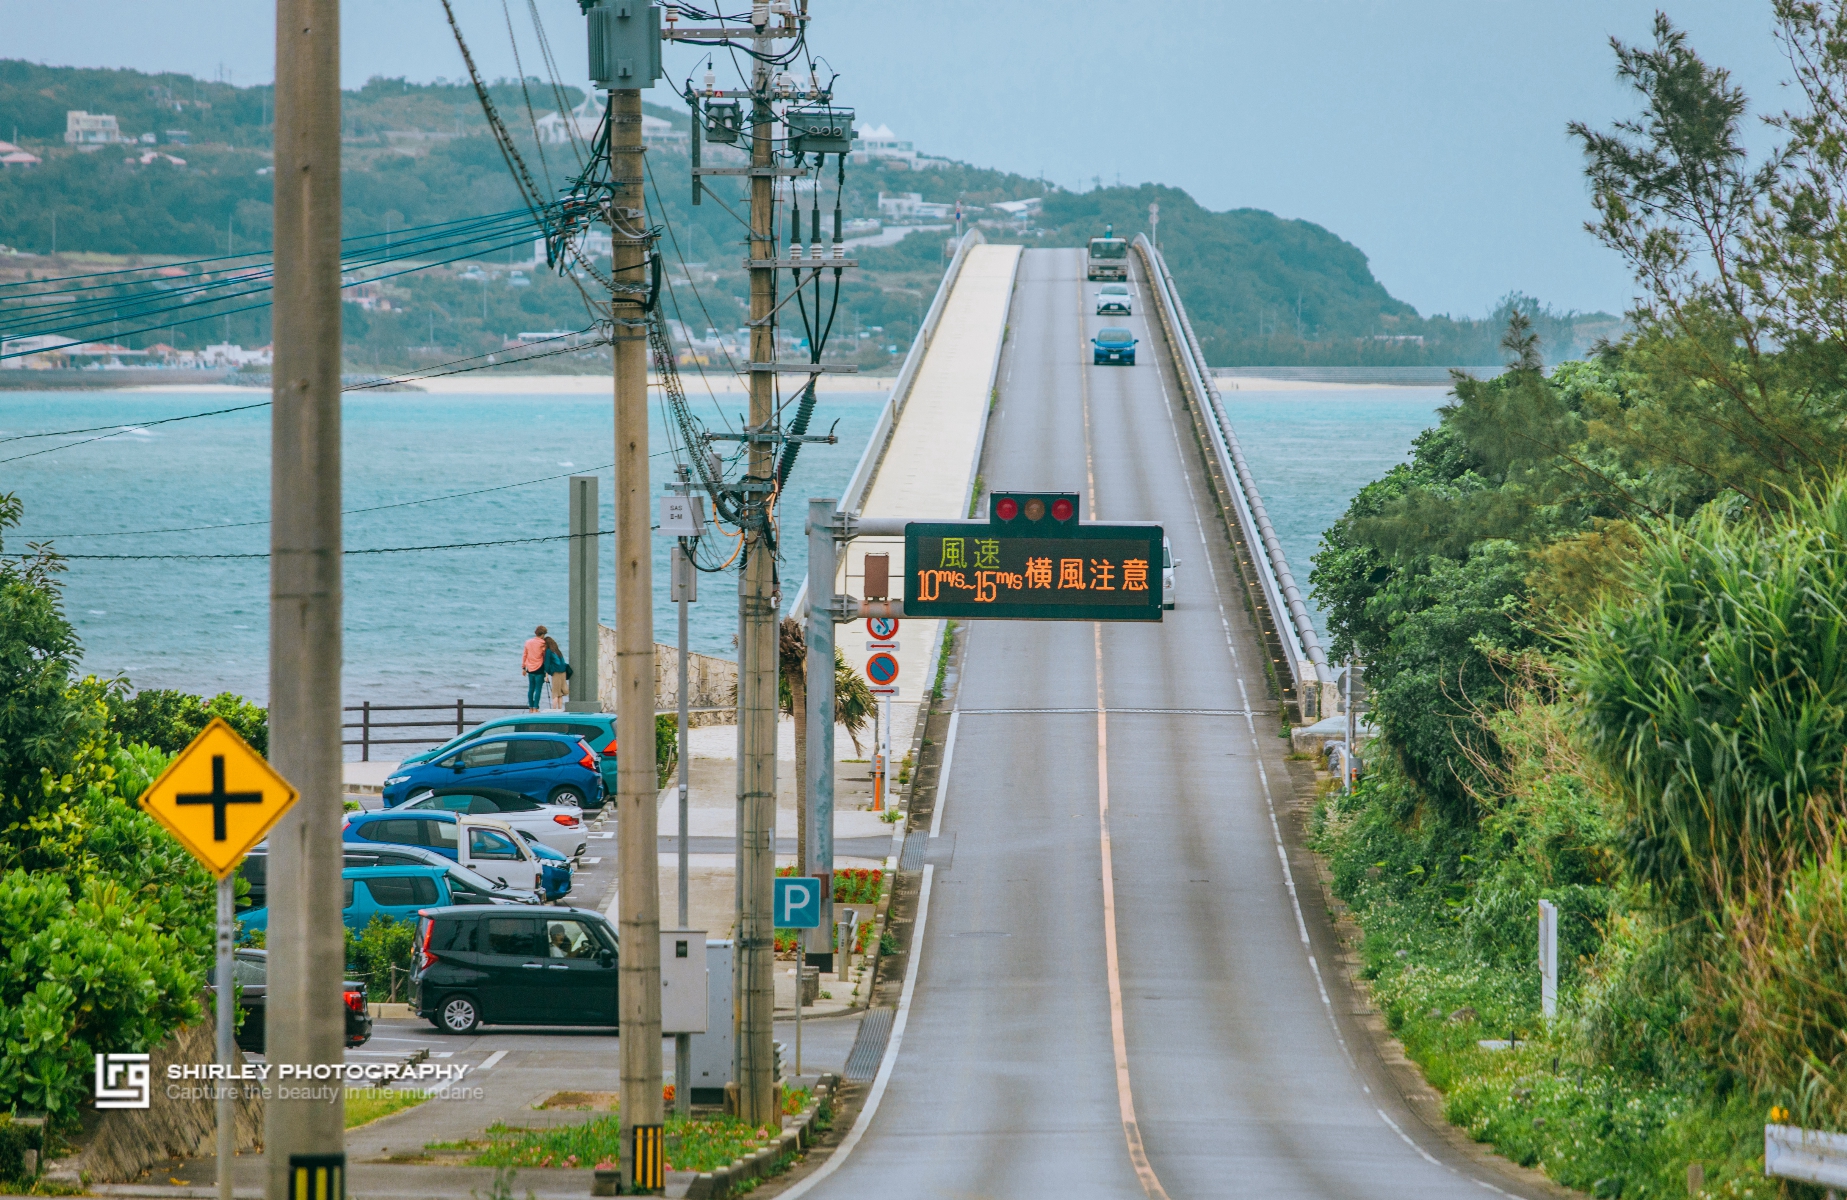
775,876,822,928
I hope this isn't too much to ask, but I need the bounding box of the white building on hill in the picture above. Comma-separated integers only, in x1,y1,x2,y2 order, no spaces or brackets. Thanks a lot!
65,111,128,146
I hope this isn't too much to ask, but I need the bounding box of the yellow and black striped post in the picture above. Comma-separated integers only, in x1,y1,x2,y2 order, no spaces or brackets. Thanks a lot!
287,1154,343,1200
632,1123,665,1191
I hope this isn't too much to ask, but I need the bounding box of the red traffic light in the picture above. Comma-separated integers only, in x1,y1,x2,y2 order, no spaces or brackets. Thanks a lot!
995,497,1019,520
1051,498,1075,522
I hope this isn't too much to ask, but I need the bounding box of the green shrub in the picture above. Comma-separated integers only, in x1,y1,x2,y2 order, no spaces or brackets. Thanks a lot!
107,688,268,756
345,915,416,1002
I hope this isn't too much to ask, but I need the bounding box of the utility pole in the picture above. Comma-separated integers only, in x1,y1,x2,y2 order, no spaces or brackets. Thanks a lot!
734,27,781,1129
672,534,694,1121
265,0,345,1196
611,83,662,1196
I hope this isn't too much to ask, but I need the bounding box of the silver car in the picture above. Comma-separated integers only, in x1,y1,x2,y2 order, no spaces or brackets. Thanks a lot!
1096,282,1133,316
1162,536,1178,609
398,787,589,859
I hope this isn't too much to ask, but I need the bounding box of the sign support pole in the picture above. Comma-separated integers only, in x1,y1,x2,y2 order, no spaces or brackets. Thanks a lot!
215,875,233,1200
805,499,837,973
673,539,694,1121
266,0,346,1191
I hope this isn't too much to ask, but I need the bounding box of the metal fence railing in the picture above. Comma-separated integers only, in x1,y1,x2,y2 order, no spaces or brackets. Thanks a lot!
343,700,528,761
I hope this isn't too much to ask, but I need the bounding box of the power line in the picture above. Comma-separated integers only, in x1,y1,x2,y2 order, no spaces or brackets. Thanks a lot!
22,529,619,562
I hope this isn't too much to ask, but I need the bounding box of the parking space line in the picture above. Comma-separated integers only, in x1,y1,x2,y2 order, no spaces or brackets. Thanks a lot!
478,1050,509,1070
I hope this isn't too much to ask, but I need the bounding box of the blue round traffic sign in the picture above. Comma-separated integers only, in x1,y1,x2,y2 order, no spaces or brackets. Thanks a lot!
866,652,900,686
866,616,899,640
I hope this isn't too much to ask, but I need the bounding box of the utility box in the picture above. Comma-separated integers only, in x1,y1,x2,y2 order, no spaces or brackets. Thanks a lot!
587,1,662,89
786,107,855,155
660,929,707,1034
687,939,733,1104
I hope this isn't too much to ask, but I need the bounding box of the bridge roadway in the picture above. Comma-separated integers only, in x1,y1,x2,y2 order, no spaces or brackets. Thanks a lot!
796,248,1546,1198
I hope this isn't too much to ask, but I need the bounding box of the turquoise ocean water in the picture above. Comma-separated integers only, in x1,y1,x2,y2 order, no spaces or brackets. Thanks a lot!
1,387,883,712
1218,386,1450,642
1,382,1446,716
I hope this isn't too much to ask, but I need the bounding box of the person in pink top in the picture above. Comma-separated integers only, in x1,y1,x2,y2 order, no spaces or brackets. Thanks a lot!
523,625,549,711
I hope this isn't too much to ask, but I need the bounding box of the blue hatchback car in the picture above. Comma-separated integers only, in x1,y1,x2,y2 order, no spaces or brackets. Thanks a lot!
1092,326,1137,366
342,810,574,902
240,865,464,935
397,715,620,803
383,733,603,810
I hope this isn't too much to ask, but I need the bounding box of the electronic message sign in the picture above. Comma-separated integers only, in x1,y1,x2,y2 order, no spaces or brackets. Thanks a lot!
902,491,1163,621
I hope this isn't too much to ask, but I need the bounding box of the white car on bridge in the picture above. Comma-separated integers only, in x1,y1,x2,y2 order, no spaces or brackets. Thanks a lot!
1163,536,1178,609
1096,282,1133,316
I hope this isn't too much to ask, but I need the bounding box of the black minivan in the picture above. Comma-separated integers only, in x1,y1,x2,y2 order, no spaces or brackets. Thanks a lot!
412,905,619,1033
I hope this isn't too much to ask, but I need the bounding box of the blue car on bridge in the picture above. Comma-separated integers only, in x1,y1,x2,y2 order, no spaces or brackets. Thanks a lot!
1093,327,1137,366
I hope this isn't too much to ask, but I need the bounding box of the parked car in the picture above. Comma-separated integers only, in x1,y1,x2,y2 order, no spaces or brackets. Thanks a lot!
239,842,544,911
398,715,619,804
1092,326,1137,366
213,947,372,1053
411,905,619,1034
342,842,542,905
239,865,503,934
382,733,603,811
1095,282,1133,316
395,786,587,858
1162,535,1179,610
342,810,572,901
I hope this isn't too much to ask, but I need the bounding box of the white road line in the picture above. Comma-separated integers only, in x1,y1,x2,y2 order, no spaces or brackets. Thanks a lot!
477,1050,508,1071
777,864,935,1200
929,708,959,839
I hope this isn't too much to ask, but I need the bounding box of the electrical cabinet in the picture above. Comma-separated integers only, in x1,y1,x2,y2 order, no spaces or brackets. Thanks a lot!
660,928,708,1034
686,939,734,1104
786,107,855,155
587,1,662,88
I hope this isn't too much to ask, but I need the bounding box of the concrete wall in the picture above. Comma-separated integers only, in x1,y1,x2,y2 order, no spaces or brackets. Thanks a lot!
597,624,737,725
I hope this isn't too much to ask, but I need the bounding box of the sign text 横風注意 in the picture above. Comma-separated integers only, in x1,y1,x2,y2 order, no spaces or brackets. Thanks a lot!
901,520,1164,621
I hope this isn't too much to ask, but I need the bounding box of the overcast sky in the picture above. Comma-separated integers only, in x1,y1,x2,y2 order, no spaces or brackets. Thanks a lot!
0,1,1798,317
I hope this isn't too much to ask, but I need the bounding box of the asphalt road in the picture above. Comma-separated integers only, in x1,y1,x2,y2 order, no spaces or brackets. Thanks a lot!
798,249,1549,1198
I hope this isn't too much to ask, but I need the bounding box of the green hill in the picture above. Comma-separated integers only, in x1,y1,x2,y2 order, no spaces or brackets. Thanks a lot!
0,59,1615,369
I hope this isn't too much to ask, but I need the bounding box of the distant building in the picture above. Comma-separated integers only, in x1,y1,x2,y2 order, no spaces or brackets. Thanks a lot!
851,123,916,167
0,139,40,168
533,96,688,151
1,335,78,369
991,197,1042,220
202,343,272,367
878,191,955,221
65,110,127,146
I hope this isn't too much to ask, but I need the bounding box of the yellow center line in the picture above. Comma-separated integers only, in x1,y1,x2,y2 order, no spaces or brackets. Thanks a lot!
1080,250,1171,1200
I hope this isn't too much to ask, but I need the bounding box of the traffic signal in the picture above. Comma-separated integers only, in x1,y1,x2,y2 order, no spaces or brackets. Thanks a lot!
988,491,1080,526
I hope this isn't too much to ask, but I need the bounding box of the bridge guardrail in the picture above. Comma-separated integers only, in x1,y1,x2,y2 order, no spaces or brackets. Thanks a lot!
1134,234,1335,719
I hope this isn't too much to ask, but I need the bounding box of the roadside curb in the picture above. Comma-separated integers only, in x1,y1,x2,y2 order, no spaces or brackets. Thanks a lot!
669,1075,837,1200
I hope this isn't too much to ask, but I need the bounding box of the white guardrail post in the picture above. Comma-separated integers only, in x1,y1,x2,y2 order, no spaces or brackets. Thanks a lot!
1133,234,1336,721
1767,1124,1847,1189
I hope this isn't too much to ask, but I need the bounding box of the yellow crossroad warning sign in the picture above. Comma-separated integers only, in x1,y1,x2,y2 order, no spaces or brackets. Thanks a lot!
140,718,298,877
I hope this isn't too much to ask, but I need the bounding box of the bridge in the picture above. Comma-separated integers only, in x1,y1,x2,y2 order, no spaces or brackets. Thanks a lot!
785,238,1545,1198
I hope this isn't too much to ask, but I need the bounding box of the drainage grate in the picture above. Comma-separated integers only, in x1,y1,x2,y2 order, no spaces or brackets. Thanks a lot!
843,1007,895,1081
898,831,926,872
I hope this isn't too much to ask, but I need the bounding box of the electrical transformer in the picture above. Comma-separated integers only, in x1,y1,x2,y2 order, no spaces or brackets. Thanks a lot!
704,101,744,145
786,106,855,156
586,0,662,89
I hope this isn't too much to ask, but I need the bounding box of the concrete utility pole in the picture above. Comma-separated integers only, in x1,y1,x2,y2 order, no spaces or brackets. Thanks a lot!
610,84,663,1190
734,35,780,1129
265,0,345,1195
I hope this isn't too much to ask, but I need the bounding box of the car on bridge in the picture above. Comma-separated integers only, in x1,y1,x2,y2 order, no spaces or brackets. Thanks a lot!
1163,535,1178,609
1095,283,1132,316
1092,327,1138,366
